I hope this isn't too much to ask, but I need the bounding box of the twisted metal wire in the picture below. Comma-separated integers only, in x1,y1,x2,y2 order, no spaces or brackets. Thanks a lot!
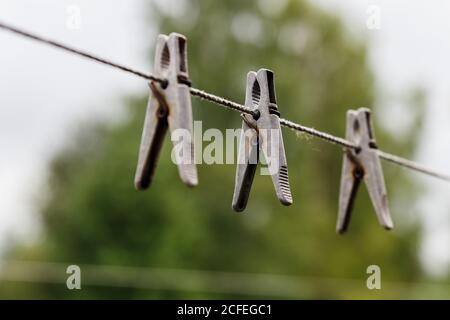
189,87,256,116
378,150,450,182
0,21,165,85
1,21,449,182
279,118,358,149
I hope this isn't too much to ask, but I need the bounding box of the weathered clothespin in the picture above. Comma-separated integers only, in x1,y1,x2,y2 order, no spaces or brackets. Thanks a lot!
337,108,393,233
232,69,293,212
135,33,197,189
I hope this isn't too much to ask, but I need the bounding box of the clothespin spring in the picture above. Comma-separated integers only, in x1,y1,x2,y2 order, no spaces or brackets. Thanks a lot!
149,81,169,119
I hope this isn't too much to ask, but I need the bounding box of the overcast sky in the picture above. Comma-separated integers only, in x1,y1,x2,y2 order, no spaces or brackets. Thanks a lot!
0,0,152,249
0,0,449,276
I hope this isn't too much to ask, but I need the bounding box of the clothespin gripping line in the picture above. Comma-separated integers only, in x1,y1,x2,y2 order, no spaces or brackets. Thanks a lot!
240,113,259,132
1,21,450,183
149,82,169,119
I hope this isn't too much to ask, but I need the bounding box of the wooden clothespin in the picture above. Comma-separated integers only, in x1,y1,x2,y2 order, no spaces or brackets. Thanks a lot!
135,33,197,189
337,108,393,233
232,69,293,212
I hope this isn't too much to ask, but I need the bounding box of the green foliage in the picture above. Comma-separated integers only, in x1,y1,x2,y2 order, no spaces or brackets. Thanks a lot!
1,0,441,298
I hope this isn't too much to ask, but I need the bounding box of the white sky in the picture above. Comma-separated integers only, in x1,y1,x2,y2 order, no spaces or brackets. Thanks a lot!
0,0,151,246
0,0,449,277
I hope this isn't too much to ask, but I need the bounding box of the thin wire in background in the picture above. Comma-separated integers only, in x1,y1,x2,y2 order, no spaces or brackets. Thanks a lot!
1,21,449,182
1,260,449,298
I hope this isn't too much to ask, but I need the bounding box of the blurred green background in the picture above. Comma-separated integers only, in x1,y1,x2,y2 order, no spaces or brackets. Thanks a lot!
1,0,449,299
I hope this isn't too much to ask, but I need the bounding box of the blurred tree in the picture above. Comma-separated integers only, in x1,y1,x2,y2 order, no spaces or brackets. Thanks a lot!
1,0,436,298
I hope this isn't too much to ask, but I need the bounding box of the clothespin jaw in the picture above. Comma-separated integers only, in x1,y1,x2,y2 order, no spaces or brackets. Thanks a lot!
232,69,293,212
134,33,197,190
337,108,393,234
